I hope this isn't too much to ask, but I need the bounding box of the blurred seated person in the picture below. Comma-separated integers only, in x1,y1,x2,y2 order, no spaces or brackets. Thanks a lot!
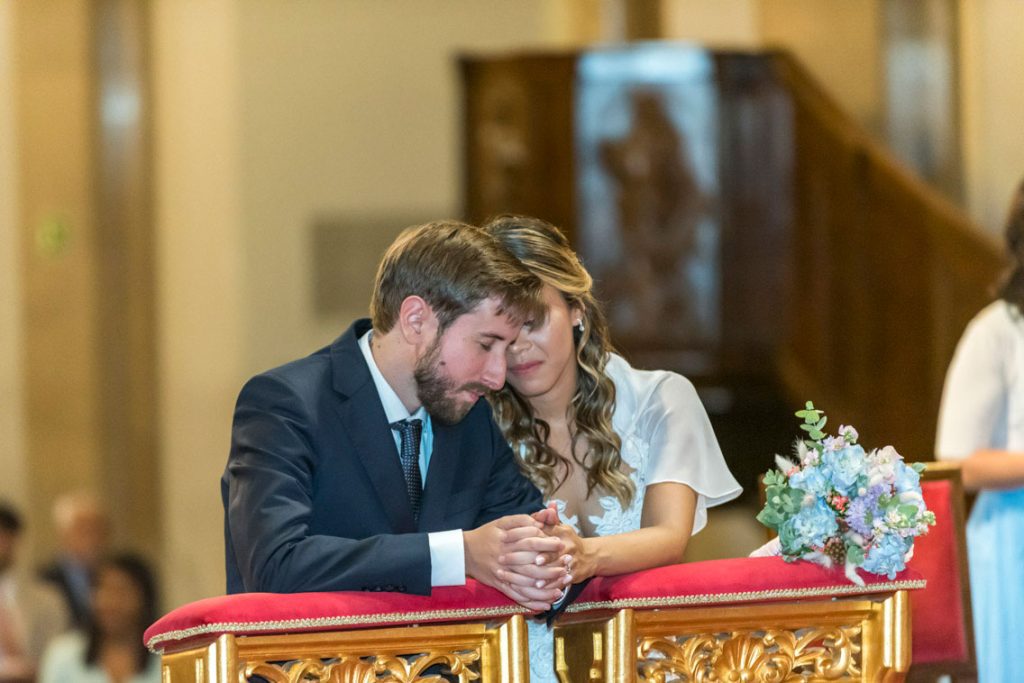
0,501,69,683
936,178,1024,682
39,493,110,629
39,554,159,683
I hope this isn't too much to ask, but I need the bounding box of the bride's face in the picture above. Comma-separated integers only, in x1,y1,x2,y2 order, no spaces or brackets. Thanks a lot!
505,284,580,401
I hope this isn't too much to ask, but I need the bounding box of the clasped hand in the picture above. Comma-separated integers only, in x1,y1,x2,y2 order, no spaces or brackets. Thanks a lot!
463,512,574,612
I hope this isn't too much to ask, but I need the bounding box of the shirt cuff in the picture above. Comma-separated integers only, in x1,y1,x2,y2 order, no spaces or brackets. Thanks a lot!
428,530,466,587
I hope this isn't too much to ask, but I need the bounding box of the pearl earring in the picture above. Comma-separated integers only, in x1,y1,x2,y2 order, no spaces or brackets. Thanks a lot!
575,320,584,333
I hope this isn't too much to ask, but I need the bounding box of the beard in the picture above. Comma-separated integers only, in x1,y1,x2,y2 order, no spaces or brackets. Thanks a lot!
414,336,490,425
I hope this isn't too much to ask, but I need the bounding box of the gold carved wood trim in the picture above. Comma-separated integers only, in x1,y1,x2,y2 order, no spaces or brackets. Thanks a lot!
556,591,911,682
564,578,926,614
245,651,481,683
637,625,861,681
148,605,529,653
159,617,527,683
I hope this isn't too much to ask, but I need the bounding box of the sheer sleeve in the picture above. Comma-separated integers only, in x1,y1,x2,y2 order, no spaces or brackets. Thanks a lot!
936,304,1010,459
640,372,742,534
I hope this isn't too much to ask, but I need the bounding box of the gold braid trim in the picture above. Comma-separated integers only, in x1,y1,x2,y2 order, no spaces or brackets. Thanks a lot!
564,578,927,613
146,604,529,653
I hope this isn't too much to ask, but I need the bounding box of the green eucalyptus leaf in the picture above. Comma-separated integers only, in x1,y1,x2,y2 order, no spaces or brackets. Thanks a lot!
756,508,782,528
898,504,920,519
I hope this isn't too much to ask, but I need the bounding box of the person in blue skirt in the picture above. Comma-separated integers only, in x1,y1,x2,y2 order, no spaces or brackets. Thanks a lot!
937,178,1024,682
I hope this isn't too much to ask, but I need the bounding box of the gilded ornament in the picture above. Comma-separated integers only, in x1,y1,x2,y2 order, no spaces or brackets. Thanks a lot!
638,626,860,682
243,650,481,683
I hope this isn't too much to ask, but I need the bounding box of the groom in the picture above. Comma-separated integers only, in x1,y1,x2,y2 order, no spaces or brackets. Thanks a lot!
222,220,570,610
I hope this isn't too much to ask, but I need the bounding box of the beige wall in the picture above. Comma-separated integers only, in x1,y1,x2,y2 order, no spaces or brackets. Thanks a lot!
663,0,885,134
0,2,27,511
959,0,1024,233
152,0,247,607
236,1,563,374
661,0,761,47
759,0,885,133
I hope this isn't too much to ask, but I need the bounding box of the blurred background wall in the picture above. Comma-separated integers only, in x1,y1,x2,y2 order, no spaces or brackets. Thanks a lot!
1,0,1022,611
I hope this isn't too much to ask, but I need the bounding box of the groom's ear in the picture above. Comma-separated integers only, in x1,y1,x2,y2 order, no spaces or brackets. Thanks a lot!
397,296,438,346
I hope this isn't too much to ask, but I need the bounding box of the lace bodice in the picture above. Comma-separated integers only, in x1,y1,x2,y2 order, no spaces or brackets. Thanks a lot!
522,353,741,681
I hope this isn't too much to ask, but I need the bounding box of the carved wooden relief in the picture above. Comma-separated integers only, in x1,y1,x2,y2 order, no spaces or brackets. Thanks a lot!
637,625,861,682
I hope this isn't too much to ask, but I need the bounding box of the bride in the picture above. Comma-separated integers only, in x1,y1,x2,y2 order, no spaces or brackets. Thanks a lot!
483,215,741,681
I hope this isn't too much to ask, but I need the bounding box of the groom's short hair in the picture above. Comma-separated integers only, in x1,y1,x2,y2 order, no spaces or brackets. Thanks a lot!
370,220,543,334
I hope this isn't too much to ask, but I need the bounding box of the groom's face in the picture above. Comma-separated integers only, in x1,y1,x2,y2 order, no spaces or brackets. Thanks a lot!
415,296,519,424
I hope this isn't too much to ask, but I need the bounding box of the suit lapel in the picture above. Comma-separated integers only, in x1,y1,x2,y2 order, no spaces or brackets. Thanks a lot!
418,418,460,531
331,321,418,533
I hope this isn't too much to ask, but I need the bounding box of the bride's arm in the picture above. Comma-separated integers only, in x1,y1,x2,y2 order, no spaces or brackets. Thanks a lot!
549,482,697,582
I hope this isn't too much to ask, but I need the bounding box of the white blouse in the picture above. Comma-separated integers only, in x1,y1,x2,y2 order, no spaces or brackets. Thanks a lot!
936,300,1024,459
545,353,742,537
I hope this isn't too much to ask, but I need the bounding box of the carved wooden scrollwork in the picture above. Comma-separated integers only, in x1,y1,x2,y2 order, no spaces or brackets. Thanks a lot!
637,625,861,682
244,650,481,683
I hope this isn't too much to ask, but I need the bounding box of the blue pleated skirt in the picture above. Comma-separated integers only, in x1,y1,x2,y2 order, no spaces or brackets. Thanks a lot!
967,488,1024,682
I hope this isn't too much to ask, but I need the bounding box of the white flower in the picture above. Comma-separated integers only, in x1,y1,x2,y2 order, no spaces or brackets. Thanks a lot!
776,454,799,472
898,491,924,505
796,441,819,466
839,424,859,443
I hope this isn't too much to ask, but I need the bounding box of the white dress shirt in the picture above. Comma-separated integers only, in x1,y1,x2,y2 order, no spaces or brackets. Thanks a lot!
358,330,465,586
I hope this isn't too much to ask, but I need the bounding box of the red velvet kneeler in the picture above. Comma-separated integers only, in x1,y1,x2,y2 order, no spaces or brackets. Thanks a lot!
146,557,922,653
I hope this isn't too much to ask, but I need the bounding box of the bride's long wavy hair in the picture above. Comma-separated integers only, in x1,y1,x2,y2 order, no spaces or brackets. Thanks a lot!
484,216,634,508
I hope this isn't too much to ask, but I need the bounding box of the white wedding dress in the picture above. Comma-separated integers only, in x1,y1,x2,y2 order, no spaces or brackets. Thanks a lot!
521,354,742,682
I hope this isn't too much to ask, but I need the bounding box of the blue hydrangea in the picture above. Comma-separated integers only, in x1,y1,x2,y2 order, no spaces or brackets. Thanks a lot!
821,444,867,496
779,498,838,553
788,464,829,498
862,533,912,579
893,460,921,494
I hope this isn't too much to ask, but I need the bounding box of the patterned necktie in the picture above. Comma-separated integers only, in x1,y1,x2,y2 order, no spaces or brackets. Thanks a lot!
390,418,423,520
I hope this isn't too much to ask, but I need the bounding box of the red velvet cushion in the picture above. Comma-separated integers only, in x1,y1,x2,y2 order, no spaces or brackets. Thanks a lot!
569,556,923,613
147,558,923,653
145,581,524,653
906,479,969,665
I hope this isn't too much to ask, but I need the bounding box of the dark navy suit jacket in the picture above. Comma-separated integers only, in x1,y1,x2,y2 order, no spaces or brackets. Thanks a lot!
223,319,544,595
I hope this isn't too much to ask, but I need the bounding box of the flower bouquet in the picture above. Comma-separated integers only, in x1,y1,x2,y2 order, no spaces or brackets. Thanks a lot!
756,402,936,585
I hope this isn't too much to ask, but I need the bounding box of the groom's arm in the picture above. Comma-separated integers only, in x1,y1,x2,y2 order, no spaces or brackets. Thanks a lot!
224,372,433,595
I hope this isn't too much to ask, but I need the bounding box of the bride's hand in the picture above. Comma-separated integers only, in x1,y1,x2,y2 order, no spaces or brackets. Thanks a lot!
518,504,595,584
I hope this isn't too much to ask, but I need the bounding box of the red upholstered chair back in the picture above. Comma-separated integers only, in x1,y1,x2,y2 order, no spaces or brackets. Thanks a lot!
906,461,976,682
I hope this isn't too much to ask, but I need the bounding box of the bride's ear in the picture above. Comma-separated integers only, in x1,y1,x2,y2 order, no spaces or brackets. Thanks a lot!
570,303,585,330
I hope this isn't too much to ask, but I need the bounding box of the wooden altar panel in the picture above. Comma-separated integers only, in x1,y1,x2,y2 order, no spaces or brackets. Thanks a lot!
460,51,578,244
574,45,722,370
461,43,1001,492
462,47,795,381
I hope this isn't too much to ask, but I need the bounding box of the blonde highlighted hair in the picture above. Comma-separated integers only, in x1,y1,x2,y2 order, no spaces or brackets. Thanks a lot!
483,216,634,508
